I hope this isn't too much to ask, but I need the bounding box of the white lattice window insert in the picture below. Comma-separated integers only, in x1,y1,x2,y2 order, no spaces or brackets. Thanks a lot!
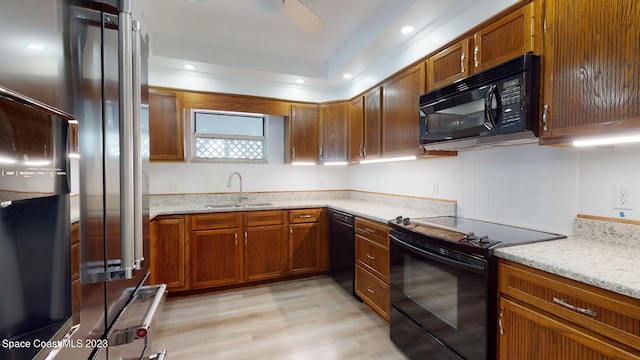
192,111,266,162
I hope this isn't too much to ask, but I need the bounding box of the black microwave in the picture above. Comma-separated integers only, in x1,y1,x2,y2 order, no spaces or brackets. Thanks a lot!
419,53,540,150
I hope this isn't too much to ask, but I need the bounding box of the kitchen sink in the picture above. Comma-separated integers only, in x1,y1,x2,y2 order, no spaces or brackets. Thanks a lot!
203,202,273,209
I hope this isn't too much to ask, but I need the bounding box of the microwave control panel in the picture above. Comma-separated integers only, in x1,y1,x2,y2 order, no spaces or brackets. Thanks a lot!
499,76,523,130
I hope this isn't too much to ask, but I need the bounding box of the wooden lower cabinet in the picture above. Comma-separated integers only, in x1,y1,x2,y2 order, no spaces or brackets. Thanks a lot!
499,297,639,359
150,209,329,293
191,228,242,289
244,210,287,281
150,216,188,291
288,208,329,275
498,259,640,359
354,217,390,321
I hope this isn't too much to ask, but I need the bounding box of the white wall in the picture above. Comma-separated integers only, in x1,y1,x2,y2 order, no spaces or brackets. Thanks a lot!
348,143,640,235
150,137,639,235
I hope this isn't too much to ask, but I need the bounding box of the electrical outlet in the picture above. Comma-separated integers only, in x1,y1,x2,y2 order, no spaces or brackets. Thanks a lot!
432,181,439,195
613,187,634,210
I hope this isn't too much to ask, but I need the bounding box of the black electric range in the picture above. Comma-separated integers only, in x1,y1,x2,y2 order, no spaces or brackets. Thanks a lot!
388,216,565,360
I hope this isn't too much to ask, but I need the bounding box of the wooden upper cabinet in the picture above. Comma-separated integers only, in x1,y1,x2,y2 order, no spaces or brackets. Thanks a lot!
319,101,349,163
363,87,382,160
149,88,184,161
348,96,364,163
287,103,319,163
427,38,471,90
472,2,538,72
541,0,640,142
382,63,425,157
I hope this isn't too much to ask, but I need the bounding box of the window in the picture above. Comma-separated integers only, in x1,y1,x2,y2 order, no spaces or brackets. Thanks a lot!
190,110,267,162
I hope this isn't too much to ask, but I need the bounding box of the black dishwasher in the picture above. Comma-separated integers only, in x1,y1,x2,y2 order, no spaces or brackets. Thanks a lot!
328,209,357,298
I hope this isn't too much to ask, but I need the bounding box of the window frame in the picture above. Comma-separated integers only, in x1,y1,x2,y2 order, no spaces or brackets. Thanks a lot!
186,109,269,163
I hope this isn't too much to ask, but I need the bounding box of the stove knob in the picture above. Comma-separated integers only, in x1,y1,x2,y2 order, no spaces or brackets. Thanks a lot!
403,217,411,226
395,216,403,224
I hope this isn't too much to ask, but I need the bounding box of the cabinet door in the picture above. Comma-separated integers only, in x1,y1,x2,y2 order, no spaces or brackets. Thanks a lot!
319,102,349,163
363,87,382,159
427,38,471,90
150,217,187,291
288,103,319,163
244,225,287,281
289,223,323,274
541,0,640,142
191,228,242,288
498,297,640,360
382,63,425,157
149,88,184,161
348,96,364,163
473,3,536,72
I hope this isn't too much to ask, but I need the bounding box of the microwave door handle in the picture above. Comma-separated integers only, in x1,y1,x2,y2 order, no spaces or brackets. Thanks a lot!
484,84,501,130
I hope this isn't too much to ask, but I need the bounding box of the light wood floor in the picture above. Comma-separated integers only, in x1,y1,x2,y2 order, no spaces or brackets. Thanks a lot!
153,276,409,359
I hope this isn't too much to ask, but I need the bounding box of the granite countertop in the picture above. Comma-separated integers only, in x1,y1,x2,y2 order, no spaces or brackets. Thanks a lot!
151,199,440,224
494,235,640,301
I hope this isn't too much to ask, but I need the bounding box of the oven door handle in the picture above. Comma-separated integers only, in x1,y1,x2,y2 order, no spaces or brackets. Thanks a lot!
390,234,486,275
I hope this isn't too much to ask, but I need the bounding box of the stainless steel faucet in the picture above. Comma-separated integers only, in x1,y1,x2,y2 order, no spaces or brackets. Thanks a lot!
227,171,246,204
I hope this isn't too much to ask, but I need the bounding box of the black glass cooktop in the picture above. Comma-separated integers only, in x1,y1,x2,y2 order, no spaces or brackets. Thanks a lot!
390,216,565,249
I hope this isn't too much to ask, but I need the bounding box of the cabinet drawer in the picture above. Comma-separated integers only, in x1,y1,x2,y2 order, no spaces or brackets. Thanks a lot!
356,264,389,321
499,260,640,351
289,208,323,223
355,217,388,246
244,210,285,227
355,235,389,283
191,212,241,230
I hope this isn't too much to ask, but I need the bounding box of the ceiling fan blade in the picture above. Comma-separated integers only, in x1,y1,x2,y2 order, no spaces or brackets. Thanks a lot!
283,0,324,33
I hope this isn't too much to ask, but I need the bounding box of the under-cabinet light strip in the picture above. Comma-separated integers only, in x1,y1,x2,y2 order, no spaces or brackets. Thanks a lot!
573,134,640,147
359,155,417,164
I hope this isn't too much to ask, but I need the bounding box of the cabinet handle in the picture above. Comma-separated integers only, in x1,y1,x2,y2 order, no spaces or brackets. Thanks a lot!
299,215,312,219
542,104,549,131
245,231,248,245
366,253,375,260
366,286,375,294
363,144,367,158
319,147,323,160
292,147,296,159
235,233,238,246
359,145,363,157
498,306,505,335
553,297,597,317
473,46,479,68
364,228,376,234
460,52,466,73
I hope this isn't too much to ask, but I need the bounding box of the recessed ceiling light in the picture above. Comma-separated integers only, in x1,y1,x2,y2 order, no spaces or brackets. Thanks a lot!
400,25,414,34
295,78,305,84
342,73,352,79
28,43,44,51
183,64,196,70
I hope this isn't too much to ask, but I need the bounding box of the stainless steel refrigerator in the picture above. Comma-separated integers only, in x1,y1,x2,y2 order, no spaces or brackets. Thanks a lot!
0,1,166,359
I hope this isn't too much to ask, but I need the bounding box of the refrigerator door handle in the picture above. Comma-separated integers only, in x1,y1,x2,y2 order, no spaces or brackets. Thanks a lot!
118,0,135,279
108,284,167,346
132,18,144,270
